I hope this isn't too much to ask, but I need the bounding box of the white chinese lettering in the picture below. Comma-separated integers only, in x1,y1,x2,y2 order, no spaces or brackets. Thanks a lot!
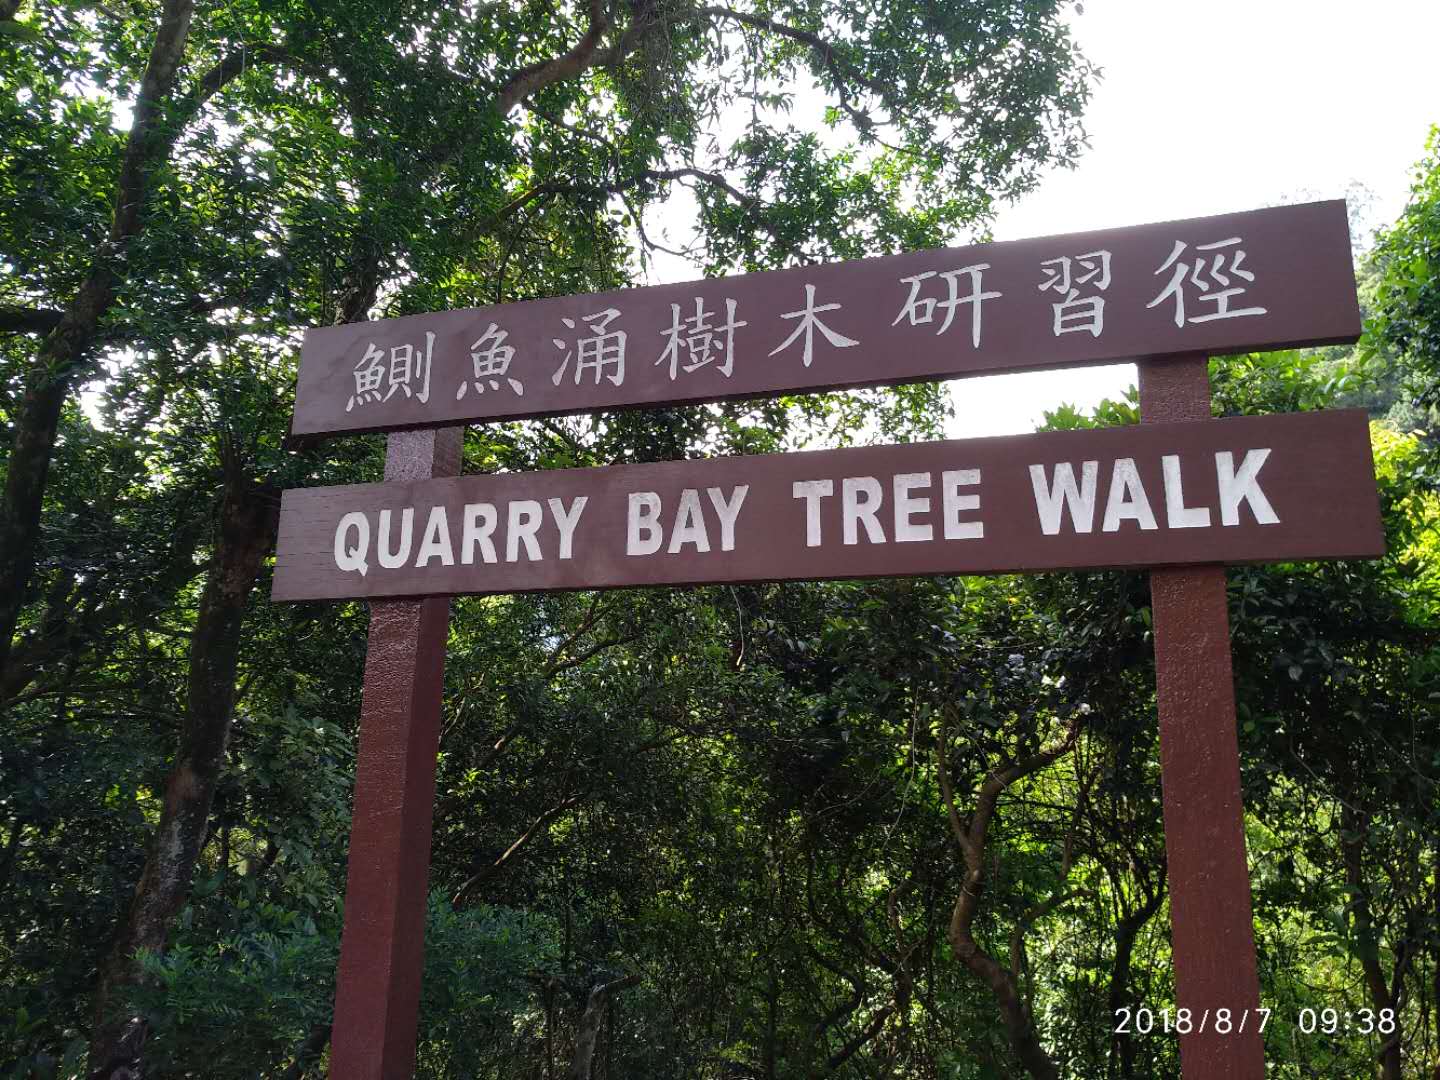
892,264,1001,348
656,297,747,379
769,283,859,367
383,333,434,404
457,322,523,399
1038,250,1111,337
347,334,434,411
552,308,626,387
1148,238,1267,327
347,344,386,412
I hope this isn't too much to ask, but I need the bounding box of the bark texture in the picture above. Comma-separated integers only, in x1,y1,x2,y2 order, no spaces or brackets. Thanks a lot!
87,477,278,1077
1107,883,1165,1079
0,0,197,679
1341,805,1404,1080
1,509,207,707
277,1023,332,1079
0,294,115,679
569,974,639,1080
936,710,1083,1080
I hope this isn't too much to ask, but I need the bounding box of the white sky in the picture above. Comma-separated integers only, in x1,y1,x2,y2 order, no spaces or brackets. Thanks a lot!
648,0,1440,439
947,0,1440,437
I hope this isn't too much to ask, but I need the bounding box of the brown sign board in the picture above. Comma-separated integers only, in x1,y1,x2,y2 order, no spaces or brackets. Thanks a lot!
272,408,1382,602
290,201,1360,438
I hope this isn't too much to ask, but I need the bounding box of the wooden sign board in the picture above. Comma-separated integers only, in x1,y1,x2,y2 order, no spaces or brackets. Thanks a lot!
272,409,1382,602
289,201,1359,438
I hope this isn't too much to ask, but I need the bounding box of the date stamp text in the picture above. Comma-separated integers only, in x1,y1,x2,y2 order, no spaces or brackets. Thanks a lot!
1113,1006,1398,1037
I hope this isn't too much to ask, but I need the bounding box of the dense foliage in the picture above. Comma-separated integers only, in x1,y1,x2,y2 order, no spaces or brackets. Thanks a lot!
2,0,1437,1076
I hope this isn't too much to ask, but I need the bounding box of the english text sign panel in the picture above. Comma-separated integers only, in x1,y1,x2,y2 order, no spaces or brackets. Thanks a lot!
272,409,1382,602
291,201,1359,437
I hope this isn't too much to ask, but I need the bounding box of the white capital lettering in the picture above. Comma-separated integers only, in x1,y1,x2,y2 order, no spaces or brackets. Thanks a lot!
547,497,588,560
893,473,933,543
334,512,370,576
1102,459,1158,533
668,489,711,553
461,503,498,564
1029,462,1099,535
1216,449,1279,526
414,506,455,567
942,469,983,539
507,500,543,561
1161,455,1211,529
378,508,414,569
792,480,834,548
843,476,885,545
627,492,663,556
706,486,749,552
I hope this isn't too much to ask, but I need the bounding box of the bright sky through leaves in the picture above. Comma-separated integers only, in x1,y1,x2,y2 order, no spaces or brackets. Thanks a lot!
953,0,1440,437
645,0,1440,438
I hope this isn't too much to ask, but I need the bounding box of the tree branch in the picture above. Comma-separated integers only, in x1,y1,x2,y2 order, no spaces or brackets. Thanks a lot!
826,1004,894,1071
696,5,882,128
520,165,766,212
276,1023,331,1080
496,0,609,116
110,0,198,243
570,973,640,1080
181,42,295,118
541,594,607,678
936,704,1087,1080
0,307,64,335
543,634,639,680
512,166,779,246
934,718,972,862
1009,886,1094,1009
450,795,581,908
642,167,764,211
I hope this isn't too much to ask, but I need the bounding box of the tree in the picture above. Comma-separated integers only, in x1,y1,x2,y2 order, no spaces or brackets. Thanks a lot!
0,0,1097,677
1368,126,1440,420
3,1,1098,1074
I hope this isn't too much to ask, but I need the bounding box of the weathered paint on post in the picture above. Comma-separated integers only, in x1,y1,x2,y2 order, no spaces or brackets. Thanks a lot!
329,427,463,1080
1140,355,1267,1078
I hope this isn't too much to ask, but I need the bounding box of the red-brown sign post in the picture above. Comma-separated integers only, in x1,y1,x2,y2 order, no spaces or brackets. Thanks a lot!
1140,355,1267,1075
327,428,461,1079
273,201,1378,1079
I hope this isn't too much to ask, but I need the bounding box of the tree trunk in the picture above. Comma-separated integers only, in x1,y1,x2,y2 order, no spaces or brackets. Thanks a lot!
0,0,197,680
1,496,207,708
87,476,277,1077
935,711,1082,1080
545,978,557,1080
950,907,1059,1080
0,312,107,678
1341,805,1403,1080
763,958,778,1080
0,816,23,900
277,1023,332,1080
570,975,639,1080
1107,890,1164,1080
